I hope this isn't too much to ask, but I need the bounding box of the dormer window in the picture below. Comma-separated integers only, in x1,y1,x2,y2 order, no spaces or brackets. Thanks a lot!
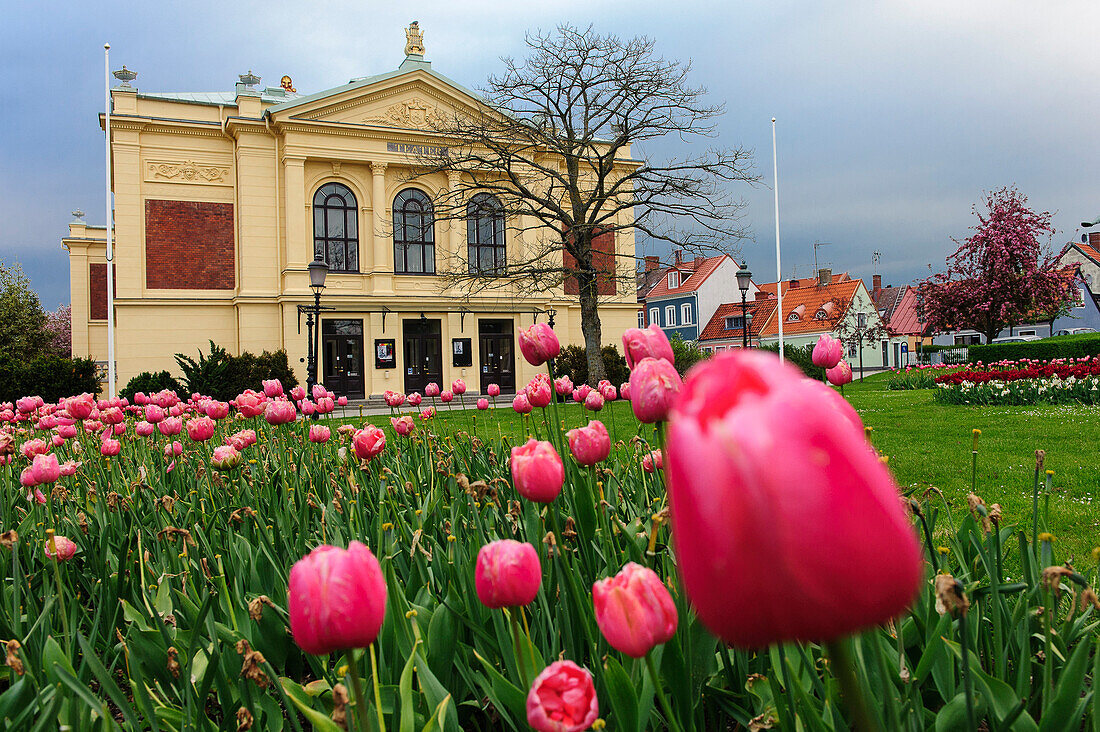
724,316,744,330
814,301,834,320
787,304,805,322
787,312,800,322
667,271,680,289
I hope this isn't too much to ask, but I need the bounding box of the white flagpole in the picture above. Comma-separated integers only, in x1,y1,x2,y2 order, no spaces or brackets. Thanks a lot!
772,117,784,363
104,43,116,399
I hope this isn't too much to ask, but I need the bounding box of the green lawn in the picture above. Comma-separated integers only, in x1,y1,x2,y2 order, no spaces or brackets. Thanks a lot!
338,378,1100,560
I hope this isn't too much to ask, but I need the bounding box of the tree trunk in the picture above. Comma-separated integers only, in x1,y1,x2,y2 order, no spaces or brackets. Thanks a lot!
578,270,606,384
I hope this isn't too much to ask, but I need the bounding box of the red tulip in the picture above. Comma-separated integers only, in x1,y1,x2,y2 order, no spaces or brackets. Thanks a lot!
622,324,674,369
592,562,678,658
510,439,564,503
567,420,610,466
526,661,599,732
826,360,854,386
475,539,541,609
518,323,561,367
628,357,683,423
665,351,922,646
45,535,78,561
353,425,386,461
288,541,386,655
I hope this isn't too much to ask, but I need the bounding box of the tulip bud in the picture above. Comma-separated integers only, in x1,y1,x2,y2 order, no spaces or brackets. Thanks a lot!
622,324,674,369
567,420,611,467
510,439,564,503
629,357,683,423
592,562,678,657
475,540,541,609
518,323,560,367
288,542,386,655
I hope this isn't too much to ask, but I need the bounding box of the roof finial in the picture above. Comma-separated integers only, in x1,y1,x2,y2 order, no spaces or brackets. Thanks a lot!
239,70,261,88
112,65,137,88
71,209,85,223
405,21,425,57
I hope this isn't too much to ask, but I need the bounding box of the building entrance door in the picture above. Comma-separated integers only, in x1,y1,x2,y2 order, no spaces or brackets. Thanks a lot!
479,319,516,394
322,319,365,400
403,318,442,395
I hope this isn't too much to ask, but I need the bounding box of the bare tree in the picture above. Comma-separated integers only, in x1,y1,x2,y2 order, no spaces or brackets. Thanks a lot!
412,25,757,381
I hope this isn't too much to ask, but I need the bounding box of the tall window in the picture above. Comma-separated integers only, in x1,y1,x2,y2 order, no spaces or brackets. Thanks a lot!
313,183,358,272
393,189,435,274
681,303,692,325
649,308,658,325
467,193,505,275
637,311,645,328
665,305,676,326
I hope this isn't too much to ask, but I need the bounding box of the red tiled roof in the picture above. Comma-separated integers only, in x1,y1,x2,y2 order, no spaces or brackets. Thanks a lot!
698,299,777,341
1077,242,1100,264
757,272,851,297
885,286,923,336
759,279,862,337
644,255,728,299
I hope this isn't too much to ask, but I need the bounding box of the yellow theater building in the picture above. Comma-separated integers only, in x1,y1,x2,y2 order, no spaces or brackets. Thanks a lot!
65,25,639,399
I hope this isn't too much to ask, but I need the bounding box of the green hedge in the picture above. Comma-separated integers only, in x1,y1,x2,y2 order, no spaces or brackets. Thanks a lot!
968,333,1100,363
174,342,299,402
0,355,100,403
555,344,631,389
760,343,825,381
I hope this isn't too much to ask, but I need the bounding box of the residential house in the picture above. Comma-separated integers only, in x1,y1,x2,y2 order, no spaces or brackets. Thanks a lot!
642,252,749,341
697,293,777,352
636,255,666,329
870,274,926,366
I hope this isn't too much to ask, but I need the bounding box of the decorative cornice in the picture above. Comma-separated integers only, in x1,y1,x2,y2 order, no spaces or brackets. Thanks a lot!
145,159,232,185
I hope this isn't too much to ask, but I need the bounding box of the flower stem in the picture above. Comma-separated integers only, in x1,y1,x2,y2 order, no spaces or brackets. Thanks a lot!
645,650,685,732
508,609,529,688
958,611,978,730
344,650,370,732
370,643,386,732
825,639,879,732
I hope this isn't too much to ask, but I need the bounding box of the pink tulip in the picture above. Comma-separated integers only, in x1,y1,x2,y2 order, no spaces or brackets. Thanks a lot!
390,415,415,436
554,376,574,396
264,400,298,426
290,386,307,402
227,429,257,450
186,416,216,442
592,562,678,658
352,425,386,461
45,535,77,561
31,453,61,485
407,392,422,406
620,382,631,401
59,460,81,477
20,438,48,459
574,384,592,402
158,417,183,436
486,383,501,398
384,390,405,408
510,439,564,503
419,407,435,420
665,350,923,646
315,397,335,415
205,401,230,420
112,423,126,436
812,334,843,369
477,398,489,410
311,384,329,401
584,390,605,412
144,404,165,423
65,394,96,420
567,420,611,466
57,424,78,439
623,324,674,369
440,390,454,403
641,449,663,473
526,376,552,409
518,322,561,367
100,407,124,425
100,439,121,457
512,393,533,415
164,440,183,458
526,661,599,732
51,434,65,447
452,379,467,395
424,383,440,397
826,360,854,386
597,381,617,402
629,357,683,423
336,395,348,407
308,425,331,443
135,421,155,437
475,540,542,609
288,541,386,655
263,379,284,398
210,444,242,470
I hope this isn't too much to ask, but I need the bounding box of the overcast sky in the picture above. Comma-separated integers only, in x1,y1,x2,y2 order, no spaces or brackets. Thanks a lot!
3,1,1098,308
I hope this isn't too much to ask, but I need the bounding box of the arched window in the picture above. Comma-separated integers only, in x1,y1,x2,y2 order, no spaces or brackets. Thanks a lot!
393,189,435,274
313,183,358,272
467,193,505,275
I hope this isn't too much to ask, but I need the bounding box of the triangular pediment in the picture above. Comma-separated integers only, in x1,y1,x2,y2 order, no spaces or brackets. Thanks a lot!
269,69,484,130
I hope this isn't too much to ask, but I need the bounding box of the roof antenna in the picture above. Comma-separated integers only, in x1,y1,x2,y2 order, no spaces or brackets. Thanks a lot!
813,240,831,273
872,250,881,274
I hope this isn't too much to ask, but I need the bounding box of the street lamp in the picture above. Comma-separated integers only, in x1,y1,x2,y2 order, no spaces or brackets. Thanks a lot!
736,260,753,349
745,310,754,348
546,307,557,329
305,256,329,396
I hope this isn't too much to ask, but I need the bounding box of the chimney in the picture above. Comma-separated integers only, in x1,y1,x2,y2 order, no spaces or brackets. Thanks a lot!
674,250,684,266
788,278,799,291
755,290,770,301
872,273,882,295
694,256,705,269
818,268,831,287
645,255,659,272
1090,232,1100,247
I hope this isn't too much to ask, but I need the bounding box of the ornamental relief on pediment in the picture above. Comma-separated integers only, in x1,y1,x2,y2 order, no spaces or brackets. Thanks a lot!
145,160,231,185
362,98,451,129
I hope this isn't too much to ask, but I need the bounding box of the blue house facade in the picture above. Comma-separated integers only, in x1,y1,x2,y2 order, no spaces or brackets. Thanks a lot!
645,294,698,341
642,253,745,343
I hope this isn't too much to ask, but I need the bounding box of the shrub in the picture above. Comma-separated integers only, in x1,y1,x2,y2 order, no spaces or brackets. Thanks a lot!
0,354,99,403
668,333,708,376
968,332,1100,363
553,344,630,388
121,370,183,402
175,341,299,401
759,343,825,381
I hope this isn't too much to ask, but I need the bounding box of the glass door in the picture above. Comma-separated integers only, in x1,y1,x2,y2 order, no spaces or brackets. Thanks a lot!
478,319,516,394
402,319,442,394
321,319,365,400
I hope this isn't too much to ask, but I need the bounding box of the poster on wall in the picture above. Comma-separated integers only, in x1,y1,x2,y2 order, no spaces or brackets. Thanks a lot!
452,338,472,367
374,339,396,369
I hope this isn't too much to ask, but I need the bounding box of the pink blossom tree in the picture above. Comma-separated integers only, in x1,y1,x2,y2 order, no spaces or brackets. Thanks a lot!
919,187,1075,343
44,304,72,357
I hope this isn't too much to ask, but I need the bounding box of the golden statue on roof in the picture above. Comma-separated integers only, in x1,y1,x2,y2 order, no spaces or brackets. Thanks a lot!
405,21,425,56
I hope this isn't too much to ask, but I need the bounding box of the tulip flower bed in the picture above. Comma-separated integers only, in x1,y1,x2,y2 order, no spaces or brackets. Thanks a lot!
934,357,1100,405
887,364,962,390
0,326,1098,731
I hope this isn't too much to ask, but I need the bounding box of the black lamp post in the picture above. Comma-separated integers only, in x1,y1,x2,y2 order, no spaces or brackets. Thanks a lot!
305,256,329,396
546,307,557,329
736,260,753,349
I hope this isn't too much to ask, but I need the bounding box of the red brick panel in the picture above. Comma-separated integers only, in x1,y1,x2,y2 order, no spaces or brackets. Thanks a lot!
89,263,116,320
145,200,235,290
564,229,616,296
